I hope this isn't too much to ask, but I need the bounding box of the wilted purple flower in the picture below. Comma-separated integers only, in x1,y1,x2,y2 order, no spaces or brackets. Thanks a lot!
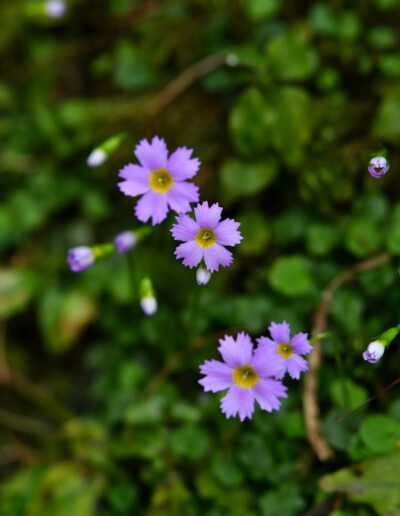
45,0,67,18
363,341,385,363
67,246,95,272
368,157,389,178
257,321,312,380
199,332,287,421
114,231,137,253
171,201,242,272
118,136,200,225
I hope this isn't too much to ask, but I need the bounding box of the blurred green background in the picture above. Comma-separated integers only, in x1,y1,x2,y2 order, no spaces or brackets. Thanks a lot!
1,0,400,515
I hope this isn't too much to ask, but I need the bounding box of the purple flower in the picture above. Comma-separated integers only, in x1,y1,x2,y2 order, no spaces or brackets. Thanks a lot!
362,341,385,363
171,201,242,272
368,157,389,178
118,136,200,225
199,332,287,421
67,246,95,272
257,321,312,380
114,231,137,253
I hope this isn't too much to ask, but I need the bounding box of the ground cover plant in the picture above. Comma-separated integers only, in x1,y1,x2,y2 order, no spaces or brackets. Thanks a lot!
1,0,400,515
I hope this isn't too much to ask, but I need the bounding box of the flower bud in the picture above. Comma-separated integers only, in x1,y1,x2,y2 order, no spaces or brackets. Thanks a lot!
196,266,211,286
368,156,389,179
114,231,137,254
45,0,67,18
87,149,107,167
140,296,157,316
139,277,157,316
86,133,128,167
67,246,95,272
362,341,385,363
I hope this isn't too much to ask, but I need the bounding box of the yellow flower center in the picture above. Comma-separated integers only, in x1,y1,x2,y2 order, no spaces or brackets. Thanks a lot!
277,342,294,359
149,168,174,193
232,365,259,389
195,228,216,248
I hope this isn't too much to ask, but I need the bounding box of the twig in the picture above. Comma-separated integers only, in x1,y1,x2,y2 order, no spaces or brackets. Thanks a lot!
149,51,228,115
0,408,52,436
303,253,391,461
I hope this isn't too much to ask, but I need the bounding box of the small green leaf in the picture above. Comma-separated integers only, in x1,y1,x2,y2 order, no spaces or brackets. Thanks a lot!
221,158,278,202
265,27,319,81
320,452,400,516
267,256,314,297
0,268,35,318
360,415,400,454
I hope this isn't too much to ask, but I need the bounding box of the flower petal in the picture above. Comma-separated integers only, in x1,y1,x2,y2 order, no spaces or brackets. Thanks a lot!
253,378,287,412
167,181,199,214
269,321,291,343
286,354,308,379
171,214,199,242
198,359,233,393
134,136,168,170
194,202,222,228
251,345,285,379
134,191,169,225
118,164,150,197
256,336,278,351
215,218,242,246
291,332,312,355
218,332,253,368
203,244,233,272
220,385,255,421
174,241,203,268
167,147,200,181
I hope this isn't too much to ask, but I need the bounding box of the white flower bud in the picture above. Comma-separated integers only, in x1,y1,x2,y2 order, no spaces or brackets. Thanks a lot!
196,266,211,286
363,341,385,363
140,296,157,316
87,148,107,167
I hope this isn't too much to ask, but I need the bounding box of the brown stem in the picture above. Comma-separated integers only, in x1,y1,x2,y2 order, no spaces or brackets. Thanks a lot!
303,253,391,461
149,51,228,115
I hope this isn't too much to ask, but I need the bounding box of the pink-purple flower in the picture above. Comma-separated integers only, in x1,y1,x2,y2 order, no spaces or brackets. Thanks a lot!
171,201,242,272
368,157,389,179
199,332,287,421
118,136,200,225
257,321,312,380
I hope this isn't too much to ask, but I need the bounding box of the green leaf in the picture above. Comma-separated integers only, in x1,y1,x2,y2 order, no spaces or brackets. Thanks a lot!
330,378,368,410
211,453,244,487
169,425,210,460
331,289,364,332
359,415,400,454
229,87,311,165
386,203,400,254
0,268,35,318
220,157,278,202
237,210,270,256
229,88,271,156
345,219,382,258
306,223,341,256
267,255,314,297
259,484,305,516
243,0,279,20
374,87,400,140
320,452,400,516
39,289,97,354
265,27,318,81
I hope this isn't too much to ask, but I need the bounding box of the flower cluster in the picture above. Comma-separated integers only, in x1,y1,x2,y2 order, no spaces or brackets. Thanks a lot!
117,136,242,276
199,322,312,421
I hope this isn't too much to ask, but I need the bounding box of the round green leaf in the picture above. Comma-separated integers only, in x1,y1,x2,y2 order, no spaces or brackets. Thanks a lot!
267,256,314,297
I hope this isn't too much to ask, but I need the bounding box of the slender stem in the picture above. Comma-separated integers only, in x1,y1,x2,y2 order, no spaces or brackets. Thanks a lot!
303,252,391,461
